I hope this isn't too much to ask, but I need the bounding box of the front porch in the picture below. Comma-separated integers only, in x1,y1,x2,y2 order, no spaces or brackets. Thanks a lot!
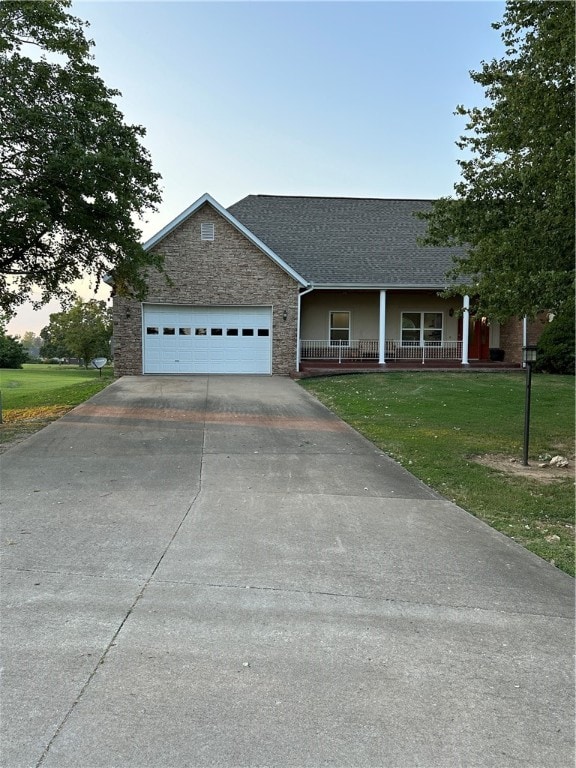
297,288,500,371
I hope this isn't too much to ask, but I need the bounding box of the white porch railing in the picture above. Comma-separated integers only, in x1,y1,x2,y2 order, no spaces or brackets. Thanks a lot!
386,340,463,361
300,339,379,363
300,339,463,363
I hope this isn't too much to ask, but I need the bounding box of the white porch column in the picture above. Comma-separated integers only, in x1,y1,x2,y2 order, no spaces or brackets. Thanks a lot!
461,295,470,366
378,290,387,364
522,316,528,368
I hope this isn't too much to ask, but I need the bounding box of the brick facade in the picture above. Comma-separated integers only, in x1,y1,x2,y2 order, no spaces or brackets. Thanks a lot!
499,316,547,365
113,203,300,376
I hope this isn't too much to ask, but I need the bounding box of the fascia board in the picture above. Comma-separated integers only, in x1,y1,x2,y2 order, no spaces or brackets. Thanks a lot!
311,283,454,291
142,193,212,250
143,193,309,287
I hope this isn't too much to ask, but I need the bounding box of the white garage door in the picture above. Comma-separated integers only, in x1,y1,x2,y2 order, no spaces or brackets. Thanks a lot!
143,305,272,374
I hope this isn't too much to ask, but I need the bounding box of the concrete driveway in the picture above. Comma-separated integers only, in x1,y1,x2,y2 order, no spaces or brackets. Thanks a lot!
1,375,573,768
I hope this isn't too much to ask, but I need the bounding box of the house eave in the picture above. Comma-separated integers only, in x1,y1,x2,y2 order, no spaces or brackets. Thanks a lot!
143,193,309,287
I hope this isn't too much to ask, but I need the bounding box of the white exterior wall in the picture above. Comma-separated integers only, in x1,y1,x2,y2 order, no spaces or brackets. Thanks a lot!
300,291,379,339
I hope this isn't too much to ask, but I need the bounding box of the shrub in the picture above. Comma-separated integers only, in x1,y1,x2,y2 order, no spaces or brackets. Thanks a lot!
535,310,575,375
0,330,28,368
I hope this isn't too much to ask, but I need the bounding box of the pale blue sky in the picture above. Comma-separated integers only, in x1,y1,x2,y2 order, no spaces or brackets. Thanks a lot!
8,0,506,335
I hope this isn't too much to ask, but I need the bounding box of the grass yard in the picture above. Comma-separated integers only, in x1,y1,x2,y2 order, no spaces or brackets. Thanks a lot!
0,364,114,446
301,372,575,576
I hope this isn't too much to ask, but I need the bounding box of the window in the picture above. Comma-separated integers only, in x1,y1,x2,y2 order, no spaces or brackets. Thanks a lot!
211,328,223,336
163,327,175,335
242,328,254,336
195,328,207,336
200,222,214,241
423,313,443,343
257,328,269,337
330,311,350,345
146,327,159,335
226,328,238,336
401,312,443,346
179,327,191,335
401,313,420,345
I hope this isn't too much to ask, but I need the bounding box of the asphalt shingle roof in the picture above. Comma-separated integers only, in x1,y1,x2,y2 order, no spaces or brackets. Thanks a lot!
228,195,466,288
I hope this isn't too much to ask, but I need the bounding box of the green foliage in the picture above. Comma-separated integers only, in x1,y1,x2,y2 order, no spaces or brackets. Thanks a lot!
420,1,575,321
0,0,163,317
40,298,111,366
301,373,575,576
0,328,28,368
18,330,43,357
39,328,68,361
535,307,575,375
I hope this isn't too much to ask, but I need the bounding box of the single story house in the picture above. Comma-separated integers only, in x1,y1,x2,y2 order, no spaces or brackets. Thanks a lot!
112,193,544,376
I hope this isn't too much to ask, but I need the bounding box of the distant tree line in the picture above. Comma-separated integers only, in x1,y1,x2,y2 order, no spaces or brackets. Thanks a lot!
1,298,112,368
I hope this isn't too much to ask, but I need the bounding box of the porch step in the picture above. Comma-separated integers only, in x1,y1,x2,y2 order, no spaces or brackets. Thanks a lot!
294,360,521,378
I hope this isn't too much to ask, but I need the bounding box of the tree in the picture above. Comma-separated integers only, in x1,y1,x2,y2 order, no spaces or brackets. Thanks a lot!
0,328,28,368
39,324,69,360
534,310,575,375
0,0,163,318
40,298,111,366
18,330,43,357
420,1,575,322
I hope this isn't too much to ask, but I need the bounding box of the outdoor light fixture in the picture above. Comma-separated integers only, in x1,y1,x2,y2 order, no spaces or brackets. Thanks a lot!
522,345,538,466
283,309,287,321
449,308,455,317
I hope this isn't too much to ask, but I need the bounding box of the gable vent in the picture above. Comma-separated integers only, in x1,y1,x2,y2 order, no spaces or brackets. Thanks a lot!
201,222,215,241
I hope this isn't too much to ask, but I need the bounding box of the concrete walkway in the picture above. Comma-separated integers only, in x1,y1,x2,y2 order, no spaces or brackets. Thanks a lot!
1,375,573,768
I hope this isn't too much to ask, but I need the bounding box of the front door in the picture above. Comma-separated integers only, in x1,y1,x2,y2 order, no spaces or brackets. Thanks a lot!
458,317,490,360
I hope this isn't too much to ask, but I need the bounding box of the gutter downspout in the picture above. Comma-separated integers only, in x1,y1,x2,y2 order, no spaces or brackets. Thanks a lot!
296,286,314,371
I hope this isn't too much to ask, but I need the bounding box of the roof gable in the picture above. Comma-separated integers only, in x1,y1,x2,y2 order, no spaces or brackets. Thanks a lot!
228,195,466,289
144,193,308,286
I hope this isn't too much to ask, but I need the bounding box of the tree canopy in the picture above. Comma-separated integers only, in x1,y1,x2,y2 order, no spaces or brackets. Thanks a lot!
18,330,43,357
420,0,575,321
0,0,163,318
40,297,111,365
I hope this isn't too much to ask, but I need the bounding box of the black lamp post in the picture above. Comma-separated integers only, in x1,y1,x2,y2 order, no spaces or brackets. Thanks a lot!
522,345,538,466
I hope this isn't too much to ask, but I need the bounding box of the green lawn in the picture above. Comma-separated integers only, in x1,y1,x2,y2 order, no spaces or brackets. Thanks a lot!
0,364,113,439
301,372,575,576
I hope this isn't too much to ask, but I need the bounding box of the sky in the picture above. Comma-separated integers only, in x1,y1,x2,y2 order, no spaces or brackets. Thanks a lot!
6,0,506,336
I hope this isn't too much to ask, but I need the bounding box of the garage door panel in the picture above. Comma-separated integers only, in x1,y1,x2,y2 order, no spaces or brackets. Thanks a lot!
143,305,272,374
